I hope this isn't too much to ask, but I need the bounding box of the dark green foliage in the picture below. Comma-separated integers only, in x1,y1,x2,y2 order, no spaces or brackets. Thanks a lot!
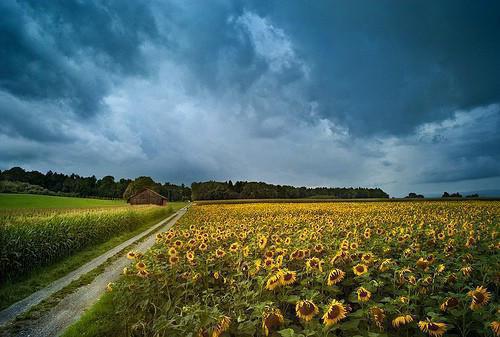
442,192,462,198
405,192,424,198
122,177,158,200
0,167,191,201
191,181,389,200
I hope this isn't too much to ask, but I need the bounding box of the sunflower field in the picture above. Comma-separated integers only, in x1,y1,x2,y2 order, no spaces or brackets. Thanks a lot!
110,201,499,337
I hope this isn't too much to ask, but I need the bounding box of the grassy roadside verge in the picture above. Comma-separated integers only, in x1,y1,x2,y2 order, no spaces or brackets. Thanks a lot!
0,202,186,311
61,291,121,337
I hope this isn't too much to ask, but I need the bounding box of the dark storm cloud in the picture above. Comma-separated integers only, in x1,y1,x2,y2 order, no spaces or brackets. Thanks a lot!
245,0,500,136
1,0,500,195
0,0,158,116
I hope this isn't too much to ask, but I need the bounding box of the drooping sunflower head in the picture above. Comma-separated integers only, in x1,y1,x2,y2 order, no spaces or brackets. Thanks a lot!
322,300,347,326
137,269,149,278
169,255,179,265
357,287,372,302
265,273,281,291
467,286,491,310
126,251,136,260
353,263,368,276
295,300,319,322
262,308,284,336
259,235,268,250
491,321,500,337
212,316,231,337
418,319,447,337
378,258,392,272
439,297,459,312
392,314,413,328
370,307,385,329
327,269,345,286
416,257,430,270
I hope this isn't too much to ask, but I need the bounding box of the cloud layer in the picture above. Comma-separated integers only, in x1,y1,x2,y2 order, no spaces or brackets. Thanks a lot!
1,1,499,196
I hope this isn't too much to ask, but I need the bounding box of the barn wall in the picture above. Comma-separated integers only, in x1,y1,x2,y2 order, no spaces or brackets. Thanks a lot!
128,190,166,205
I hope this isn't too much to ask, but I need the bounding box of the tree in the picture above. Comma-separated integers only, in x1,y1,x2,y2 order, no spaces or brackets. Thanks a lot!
442,192,450,198
122,176,158,200
405,192,424,198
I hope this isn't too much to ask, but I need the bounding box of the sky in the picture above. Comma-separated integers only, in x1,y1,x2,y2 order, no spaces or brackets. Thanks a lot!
1,0,500,197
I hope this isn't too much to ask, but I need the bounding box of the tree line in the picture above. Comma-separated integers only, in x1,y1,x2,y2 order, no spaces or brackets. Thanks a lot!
191,181,389,200
0,167,190,201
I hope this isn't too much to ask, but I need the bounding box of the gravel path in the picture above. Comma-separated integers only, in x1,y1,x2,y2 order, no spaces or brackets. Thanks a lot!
0,206,187,337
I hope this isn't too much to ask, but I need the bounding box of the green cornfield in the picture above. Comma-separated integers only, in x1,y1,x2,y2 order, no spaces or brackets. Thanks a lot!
0,205,172,281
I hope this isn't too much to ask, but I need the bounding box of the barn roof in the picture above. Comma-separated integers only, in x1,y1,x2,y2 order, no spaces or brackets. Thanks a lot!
127,188,168,202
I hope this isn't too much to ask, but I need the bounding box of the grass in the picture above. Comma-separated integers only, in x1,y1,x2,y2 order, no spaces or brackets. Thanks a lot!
61,292,123,337
0,193,125,209
0,202,186,311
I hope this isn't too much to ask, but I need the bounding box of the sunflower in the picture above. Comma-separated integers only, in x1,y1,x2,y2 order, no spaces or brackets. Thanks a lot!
284,237,291,245
135,261,146,270
186,251,195,262
392,314,413,328
322,300,347,326
379,259,392,272
265,273,281,291
259,235,268,250
279,269,297,286
418,319,447,337
314,243,324,253
169,255,179,265
198,242,208,251
357,287,372,302
327,269,345,286
461,265,472,276
126,251,136,259
467,286,491,310
275,255,284,267
106,282,113,292
212,316,231,337
215,248,226,258
229,242,239,253
439,297,459,312
361,253,373,264
370,307,385,329
168,247,178,256
416,257,430,270
263,257,275,270
491,321,500,337
295,300,319,322
306,257,323,272
350,242,359,250
353,263,368,276
137,269,149,277
265,250,274,258
262,308,284,336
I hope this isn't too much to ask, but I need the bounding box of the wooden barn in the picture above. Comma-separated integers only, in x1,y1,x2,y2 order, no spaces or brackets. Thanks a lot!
127,188,168,206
